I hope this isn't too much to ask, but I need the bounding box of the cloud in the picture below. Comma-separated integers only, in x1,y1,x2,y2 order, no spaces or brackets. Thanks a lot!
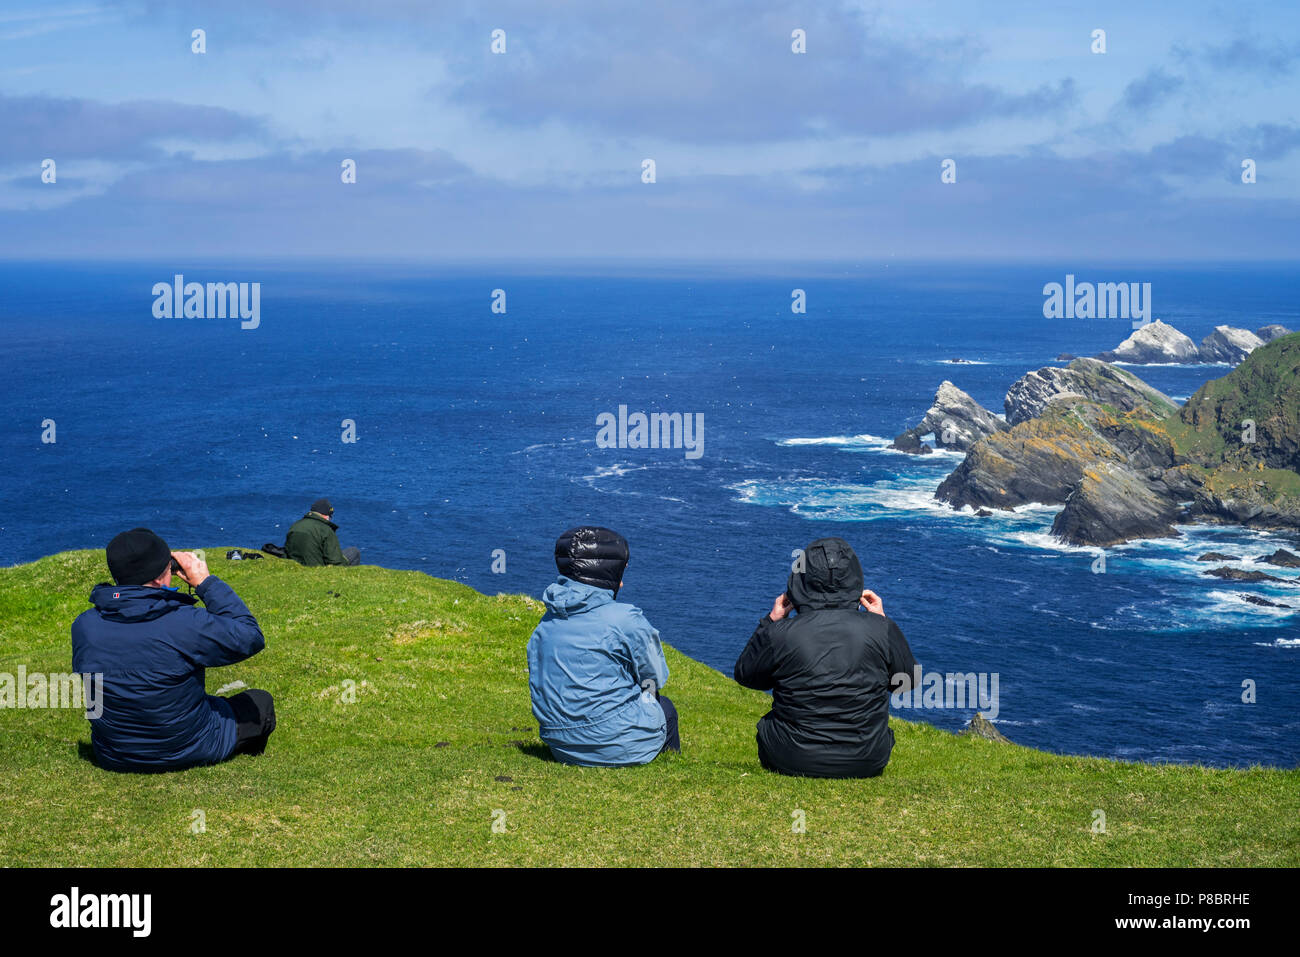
0,93,268,163
0,5,120,41
4,129,1296,261
1175,36,1300,77
436,0,1076,142
1119,68,1184,115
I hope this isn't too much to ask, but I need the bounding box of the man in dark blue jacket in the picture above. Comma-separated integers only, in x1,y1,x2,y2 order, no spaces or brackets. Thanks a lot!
71,528,275,773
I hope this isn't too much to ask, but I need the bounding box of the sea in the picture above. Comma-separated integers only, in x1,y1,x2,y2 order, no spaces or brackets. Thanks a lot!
2,259,1297,768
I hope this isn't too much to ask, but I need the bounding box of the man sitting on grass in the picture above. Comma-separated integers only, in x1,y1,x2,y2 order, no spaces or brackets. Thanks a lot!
526,526,680,766
734,537,918,779
285,498,360,566
71,528,275,773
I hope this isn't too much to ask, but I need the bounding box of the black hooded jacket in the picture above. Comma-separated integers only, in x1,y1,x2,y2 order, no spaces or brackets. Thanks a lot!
734,538,918,778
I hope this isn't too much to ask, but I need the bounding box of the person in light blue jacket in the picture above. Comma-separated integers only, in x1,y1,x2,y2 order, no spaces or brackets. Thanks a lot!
526,526,680,766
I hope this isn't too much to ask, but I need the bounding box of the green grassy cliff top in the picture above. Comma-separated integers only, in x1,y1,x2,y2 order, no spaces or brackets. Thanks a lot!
1,550,1296,866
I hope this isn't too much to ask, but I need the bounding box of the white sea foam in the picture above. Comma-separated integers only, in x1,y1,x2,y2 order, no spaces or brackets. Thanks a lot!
731,475,952,519
577,462,653,489
776,433,966,460
731,475,1073,531
777,434,891,448
1204,590,1296,618
1110,360,1233,369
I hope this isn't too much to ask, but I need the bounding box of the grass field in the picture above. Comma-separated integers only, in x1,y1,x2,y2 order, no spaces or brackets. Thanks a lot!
1,550,1296,866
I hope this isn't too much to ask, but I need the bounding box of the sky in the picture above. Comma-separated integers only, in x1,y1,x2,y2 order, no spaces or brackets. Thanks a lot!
1,0,1297,261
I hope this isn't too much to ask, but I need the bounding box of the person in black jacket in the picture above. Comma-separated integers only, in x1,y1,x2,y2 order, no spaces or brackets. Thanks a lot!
734,537,918,779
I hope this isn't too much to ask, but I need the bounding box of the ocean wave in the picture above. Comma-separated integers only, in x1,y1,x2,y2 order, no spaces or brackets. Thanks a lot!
989,527,1089,554
775,433,966,460
1110,360,1233,369
731,476,1076,536
1203,590,1297,618
777,434,892,449
1254,637,1300,648
730,475,951,519
512,438,588,455
583,463,649,480
1108,525,1300,581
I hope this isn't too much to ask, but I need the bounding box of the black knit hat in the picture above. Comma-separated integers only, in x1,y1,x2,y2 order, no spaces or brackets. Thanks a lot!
310,498,334,516
555,526,629,597
106,528,172,586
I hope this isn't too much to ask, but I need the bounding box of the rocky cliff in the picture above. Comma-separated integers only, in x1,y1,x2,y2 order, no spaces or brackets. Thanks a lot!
1094,319,1290,366
890,380,1008,454
933,333,1300,546
1004,358,1176,426
1096,320,1199,364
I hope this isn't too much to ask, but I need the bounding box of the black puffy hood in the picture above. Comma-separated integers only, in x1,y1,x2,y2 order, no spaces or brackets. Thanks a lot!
555,526,629,598
786,537,864,611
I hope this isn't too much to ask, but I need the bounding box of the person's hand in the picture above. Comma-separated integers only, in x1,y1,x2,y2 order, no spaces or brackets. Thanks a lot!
770,593,793,622
860,589,884,616
172,551,209,588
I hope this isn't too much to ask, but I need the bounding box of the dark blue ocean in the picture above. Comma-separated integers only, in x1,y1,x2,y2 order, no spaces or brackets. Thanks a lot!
3,260,1298,768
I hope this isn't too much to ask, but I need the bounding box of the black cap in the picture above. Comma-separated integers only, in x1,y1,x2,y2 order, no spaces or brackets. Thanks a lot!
310,498,334,516
106,528,172,587
555,526,629,597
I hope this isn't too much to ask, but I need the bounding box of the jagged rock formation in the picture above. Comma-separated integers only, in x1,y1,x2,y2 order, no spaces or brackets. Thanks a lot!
932,332,1300,547
1050,464,1181,546
1203,567,1297,585
1199,325,1264,364
1197,552,1239,562
1258,548,1300,568
1096,320,1199,364
935,398,1182,545
1004,358,1176,426
960,713,1011,742
890,381,1008,454
1240,594,1293,608
1093,320,1290,366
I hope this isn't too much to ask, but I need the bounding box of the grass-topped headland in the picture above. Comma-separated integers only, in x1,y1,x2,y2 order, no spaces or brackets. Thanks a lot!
933,334,1300,546
1,550,1296,866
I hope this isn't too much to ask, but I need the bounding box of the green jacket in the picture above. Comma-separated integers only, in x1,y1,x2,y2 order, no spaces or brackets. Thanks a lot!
285,513,349,566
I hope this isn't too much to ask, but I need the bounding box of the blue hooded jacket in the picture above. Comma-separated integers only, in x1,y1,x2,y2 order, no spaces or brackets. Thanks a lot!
526,576,669,766
70,576,265,772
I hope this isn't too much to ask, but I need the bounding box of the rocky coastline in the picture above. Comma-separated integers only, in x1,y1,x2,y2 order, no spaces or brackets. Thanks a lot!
890,331,1300,548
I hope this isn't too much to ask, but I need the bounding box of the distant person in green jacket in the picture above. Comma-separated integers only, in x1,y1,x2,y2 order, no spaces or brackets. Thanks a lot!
284,499,360,566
